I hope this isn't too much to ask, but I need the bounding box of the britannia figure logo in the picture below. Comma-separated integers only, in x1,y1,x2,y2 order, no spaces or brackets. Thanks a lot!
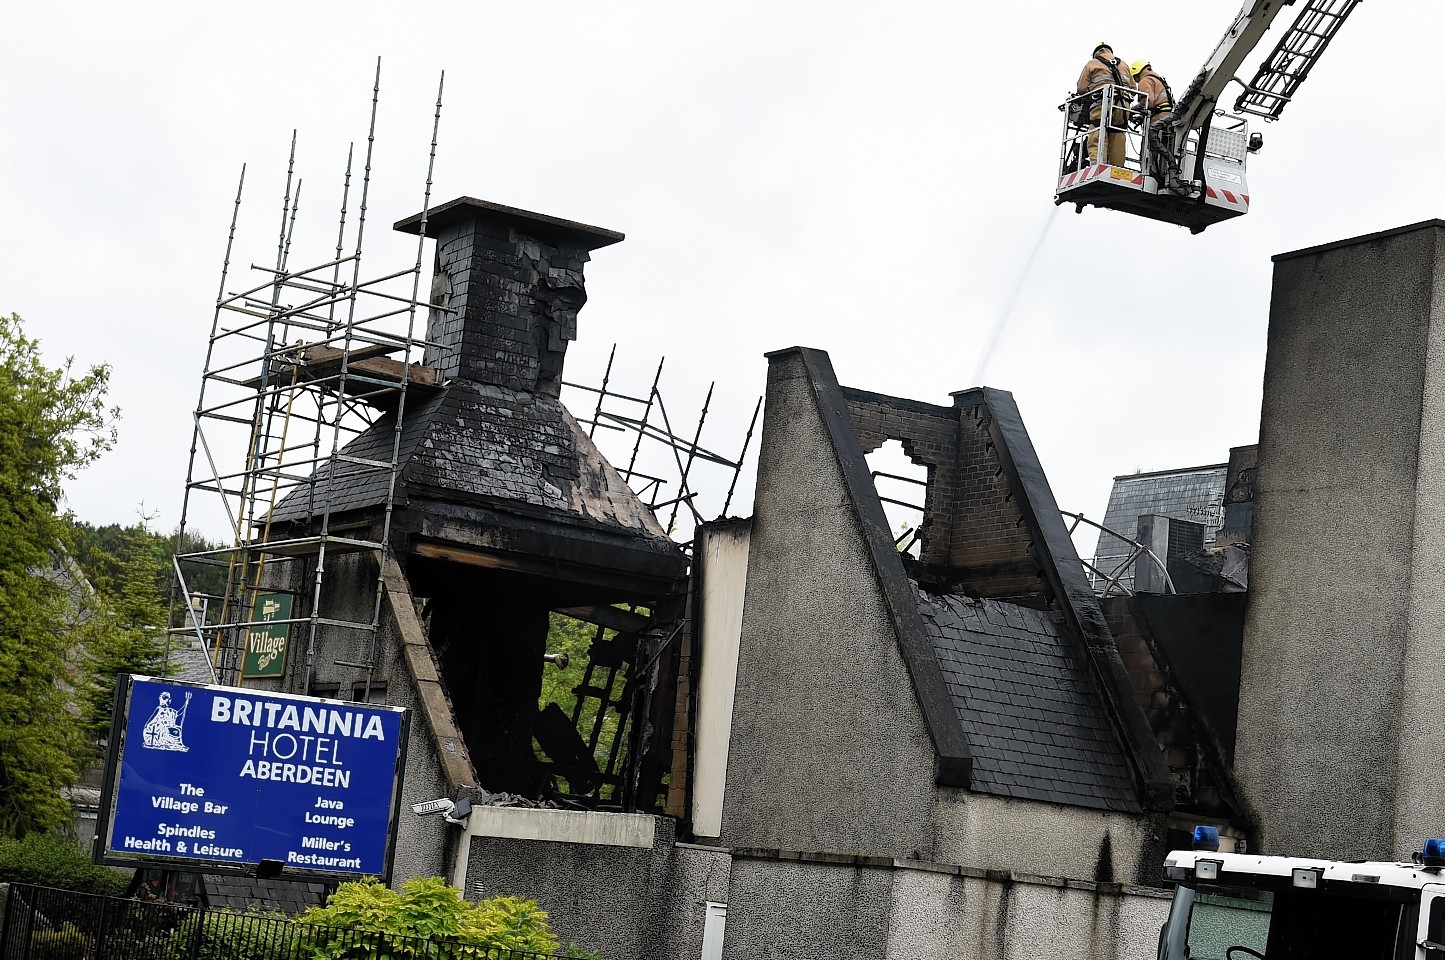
141,691,191,752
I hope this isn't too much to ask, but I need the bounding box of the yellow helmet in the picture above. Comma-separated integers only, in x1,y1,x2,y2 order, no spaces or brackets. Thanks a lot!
1094,42,1112,54
1130,60,1149,76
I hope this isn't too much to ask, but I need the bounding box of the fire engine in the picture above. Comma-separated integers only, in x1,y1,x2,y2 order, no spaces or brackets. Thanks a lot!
1161,827,1445,960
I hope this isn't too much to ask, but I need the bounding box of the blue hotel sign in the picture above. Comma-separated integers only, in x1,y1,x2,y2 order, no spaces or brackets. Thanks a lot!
97,676,409,881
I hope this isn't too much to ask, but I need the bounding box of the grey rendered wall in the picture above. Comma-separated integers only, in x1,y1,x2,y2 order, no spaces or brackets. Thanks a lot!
720,855,1170,960
657,844,732,960
720,349,938,859
721,858,895,959
463,818,684,960
932,791,1153,883
1236,223,1445,859
1391,227,1445,850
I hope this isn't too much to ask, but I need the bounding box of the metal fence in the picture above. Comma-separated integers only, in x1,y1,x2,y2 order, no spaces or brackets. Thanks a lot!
0,884,572,960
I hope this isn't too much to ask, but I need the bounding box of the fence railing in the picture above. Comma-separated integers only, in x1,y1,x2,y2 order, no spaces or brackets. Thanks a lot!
0,883,572,960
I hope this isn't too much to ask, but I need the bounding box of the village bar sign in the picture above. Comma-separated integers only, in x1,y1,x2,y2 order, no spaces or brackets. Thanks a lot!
241,591,292,679
96,675,409,881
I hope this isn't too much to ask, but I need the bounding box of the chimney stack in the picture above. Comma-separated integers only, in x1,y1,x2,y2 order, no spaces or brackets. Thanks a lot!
394,198,623,395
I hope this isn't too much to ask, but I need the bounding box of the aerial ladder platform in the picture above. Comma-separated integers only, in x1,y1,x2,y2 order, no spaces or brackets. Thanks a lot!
1054,0,1364,232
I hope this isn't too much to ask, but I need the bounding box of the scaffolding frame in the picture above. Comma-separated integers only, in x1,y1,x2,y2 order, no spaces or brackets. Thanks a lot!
563,346,762,547
1063,510,1177,597
169,62,448,695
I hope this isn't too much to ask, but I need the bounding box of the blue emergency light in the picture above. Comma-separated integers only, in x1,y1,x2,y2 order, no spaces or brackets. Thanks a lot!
1192,825,1221,852
1423,838,1445,868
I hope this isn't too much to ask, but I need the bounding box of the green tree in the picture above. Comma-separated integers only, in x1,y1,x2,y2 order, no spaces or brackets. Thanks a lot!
0,312,116,836
69,519,234,628
76,519,171,752
67,520,131,587
536,613,623,790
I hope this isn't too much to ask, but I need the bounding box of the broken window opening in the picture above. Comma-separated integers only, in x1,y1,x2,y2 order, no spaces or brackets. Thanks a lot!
866,439,931,559
407,555,675,812
534,609,650,805
353,681,387,704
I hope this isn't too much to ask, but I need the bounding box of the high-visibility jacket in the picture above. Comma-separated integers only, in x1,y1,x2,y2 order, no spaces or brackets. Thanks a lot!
1076,53,1137,95
1136,67,1173,116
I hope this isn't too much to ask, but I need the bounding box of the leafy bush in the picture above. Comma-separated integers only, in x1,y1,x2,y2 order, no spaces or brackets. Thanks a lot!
461,894,560,955
0,831,128,894
168,908,295,960
564,946,607,959
28,922,91,960
299,877,562,958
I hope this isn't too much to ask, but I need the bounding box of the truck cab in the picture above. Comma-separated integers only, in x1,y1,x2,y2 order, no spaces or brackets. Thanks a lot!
1161,831,1445,960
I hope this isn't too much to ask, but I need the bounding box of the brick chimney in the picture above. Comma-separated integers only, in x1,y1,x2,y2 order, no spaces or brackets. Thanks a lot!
394,198,623,395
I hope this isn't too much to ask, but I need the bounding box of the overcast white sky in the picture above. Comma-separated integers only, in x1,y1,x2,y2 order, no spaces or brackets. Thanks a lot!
3,1,1440,548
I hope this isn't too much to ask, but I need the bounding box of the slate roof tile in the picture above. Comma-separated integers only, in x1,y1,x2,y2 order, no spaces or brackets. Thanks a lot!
203,874,329,914
165,637,217,685
915,585,1142,814
1089,467,1228,591
268,381,676,555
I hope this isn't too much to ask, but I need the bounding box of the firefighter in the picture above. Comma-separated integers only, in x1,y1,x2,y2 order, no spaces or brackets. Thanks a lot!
1131,59,1176,179
1131,60,1173,125
1075,42,1136,166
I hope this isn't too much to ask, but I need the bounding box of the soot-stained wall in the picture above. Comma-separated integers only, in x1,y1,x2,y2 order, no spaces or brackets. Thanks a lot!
720,853,1170,960
1237,221,1445,858
721,349,940,859
418,202,612,395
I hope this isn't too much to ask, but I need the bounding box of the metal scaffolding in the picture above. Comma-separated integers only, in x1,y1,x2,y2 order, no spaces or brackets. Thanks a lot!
169,62,447,692
563,347,761,548
1063,510,1177,597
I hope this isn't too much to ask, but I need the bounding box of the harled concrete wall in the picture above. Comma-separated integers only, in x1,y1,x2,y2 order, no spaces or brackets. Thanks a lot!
1236,221,1445,859
932,791,1154,883
720,854,1170,960
720,350,938,859
459,819,733,960
464,817,677,960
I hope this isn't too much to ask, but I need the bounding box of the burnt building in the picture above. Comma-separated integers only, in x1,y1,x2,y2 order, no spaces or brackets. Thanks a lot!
259,199,690,885
217,199,1445,960
238,194,1218,958
248,195,1249,960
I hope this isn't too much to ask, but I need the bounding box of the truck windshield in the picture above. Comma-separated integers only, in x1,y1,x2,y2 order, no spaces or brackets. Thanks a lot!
1160,882,1415,960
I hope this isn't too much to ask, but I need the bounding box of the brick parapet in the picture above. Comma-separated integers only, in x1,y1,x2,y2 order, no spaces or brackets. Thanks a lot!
842,391,1037,598
845,394,955,566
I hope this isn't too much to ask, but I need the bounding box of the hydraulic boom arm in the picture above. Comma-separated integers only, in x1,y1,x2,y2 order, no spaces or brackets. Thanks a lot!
1171,0,1300,138
1052,0,1362,231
